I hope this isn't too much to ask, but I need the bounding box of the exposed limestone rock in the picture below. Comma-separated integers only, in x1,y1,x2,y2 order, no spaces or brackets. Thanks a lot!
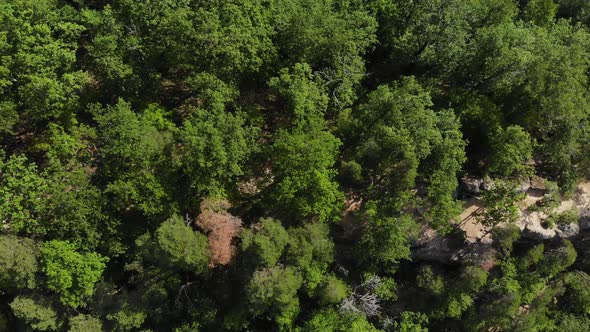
521,222,556,240
412,232,496,266
556,223,580,238
415,180,590,265
461,176,482,195
530,176,546,190
412,235,459,264
518,179,531,194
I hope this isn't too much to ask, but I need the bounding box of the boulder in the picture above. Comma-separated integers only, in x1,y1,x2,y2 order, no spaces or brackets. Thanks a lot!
461,176,483,195
556,223,580,238
530,176,546,190
518,179,531,194
522,223,556,240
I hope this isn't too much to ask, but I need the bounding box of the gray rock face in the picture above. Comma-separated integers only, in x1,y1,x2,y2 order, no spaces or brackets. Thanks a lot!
412,233,496,266
461,176,483,195
556,223,580,238
522,223,556,240
412,235,456,264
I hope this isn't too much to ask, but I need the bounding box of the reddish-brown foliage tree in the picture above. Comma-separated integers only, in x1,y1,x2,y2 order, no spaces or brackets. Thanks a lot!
196,199,243,267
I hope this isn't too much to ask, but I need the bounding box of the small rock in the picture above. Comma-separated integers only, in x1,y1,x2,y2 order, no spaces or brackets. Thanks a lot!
556,223,579,238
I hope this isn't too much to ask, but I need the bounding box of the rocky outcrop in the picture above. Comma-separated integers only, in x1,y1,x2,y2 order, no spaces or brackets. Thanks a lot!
412,235,460,264
518,179,531,194
556,223,580,238
521,223,556,240
530,176,546,190
461,176,483,195
412,227,496,266
461,175,532,196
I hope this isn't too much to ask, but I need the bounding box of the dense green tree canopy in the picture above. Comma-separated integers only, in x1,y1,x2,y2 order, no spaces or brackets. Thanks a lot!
2,0,590,330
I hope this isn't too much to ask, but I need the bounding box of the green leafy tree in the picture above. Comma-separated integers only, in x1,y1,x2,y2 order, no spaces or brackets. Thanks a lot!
245,266,303,329
395,311,429,332
0,152,47,234
93,100,175,217
271,128,343,222
348,77,465,231
0,235,38,290
480,180,524,228
0,101,17,134
177,106,254,207
0,0,89,130
351,78,438,204
492,224,521,254
374,0,517,79
41,240,109,308
30,123,123,253
285,222,335,295
270,0,377,108
358,214,418,268
318,275,349,305
519,244,545,270
556,314,590,332
80,4,138,100
538,240,577,277
267,64,344,222
301,308,380,332
10,296,60,331
465,260,523,331
424,109,466,233
240,218,289,268
417,265,446,296
286,222,334,268
525,0,559,26
268,63,328,124
556,0,590,26
152,214,209,273
68,314,103,332
82,0,275,99
562,271,590,315
41,168,119,253
465,20,590,189
487,125,534,177
443,266,489,318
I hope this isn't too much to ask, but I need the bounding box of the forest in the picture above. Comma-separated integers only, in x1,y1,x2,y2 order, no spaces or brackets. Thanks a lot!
1,0,590,331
